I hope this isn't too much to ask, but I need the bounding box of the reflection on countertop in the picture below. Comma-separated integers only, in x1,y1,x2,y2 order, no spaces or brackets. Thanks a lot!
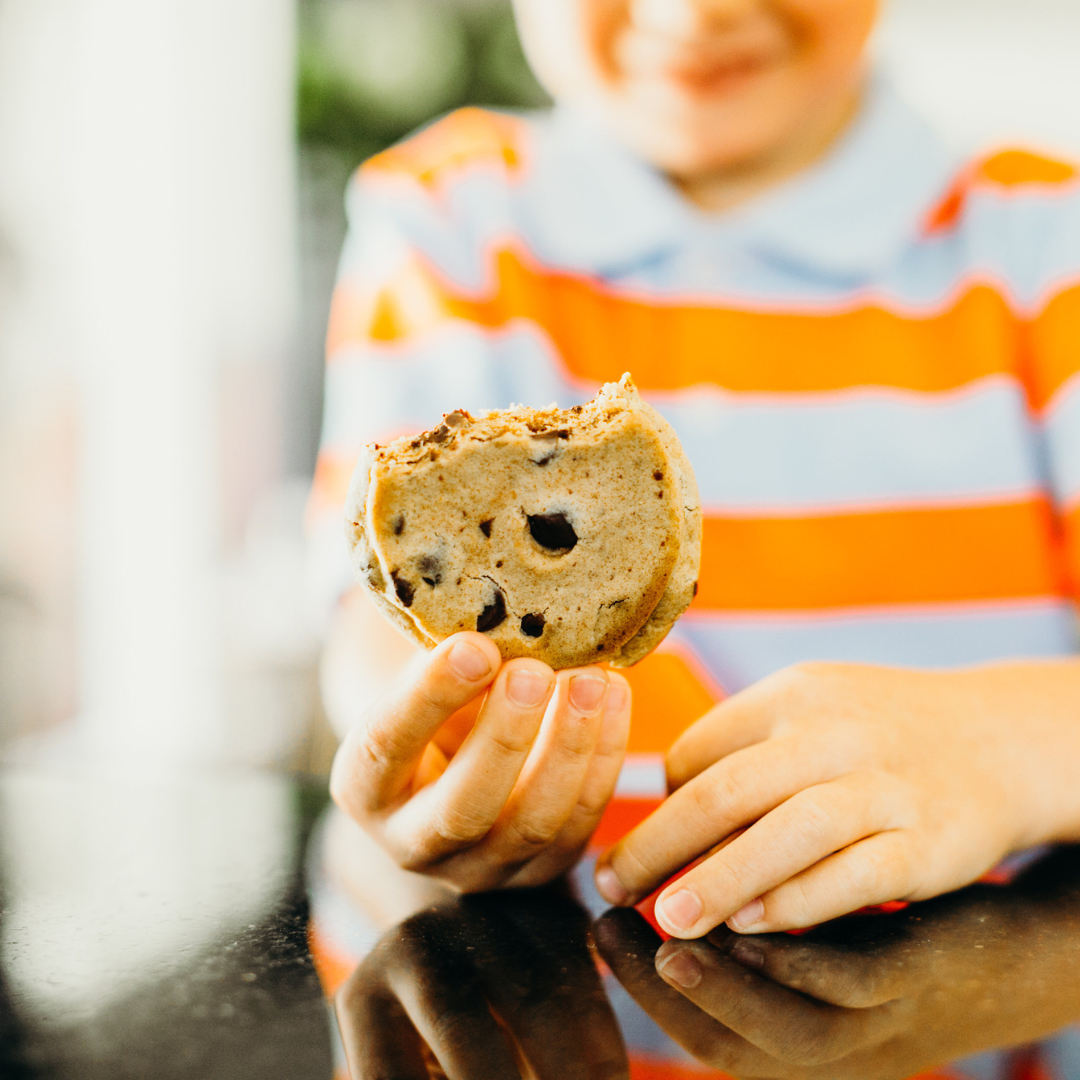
5,758,1080,1080
0,761,334,1080
337,849,1080,1080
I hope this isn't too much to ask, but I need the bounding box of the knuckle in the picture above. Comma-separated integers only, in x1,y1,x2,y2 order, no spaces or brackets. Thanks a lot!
430,806,494,848
688,768,748,828
484,725,536,759
507,816,560,851
788,795,838,850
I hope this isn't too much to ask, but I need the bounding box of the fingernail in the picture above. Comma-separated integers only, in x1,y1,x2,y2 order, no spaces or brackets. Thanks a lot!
507,669,551,708
606,681,630,714
729,899,765,932
656,949,702,989
448,640,493,681
729,939,765,970
569,674,607,714
595,865,629,905
659,890,702,932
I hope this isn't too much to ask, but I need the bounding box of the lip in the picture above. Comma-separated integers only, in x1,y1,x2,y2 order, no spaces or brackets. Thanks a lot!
664,50,780,95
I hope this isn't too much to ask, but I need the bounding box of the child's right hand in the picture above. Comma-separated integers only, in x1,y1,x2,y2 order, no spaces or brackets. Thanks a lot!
329,632,632,892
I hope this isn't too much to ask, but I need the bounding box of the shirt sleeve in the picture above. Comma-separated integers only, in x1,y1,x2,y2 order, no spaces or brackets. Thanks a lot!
304,170,508,625
1019,180,1080,597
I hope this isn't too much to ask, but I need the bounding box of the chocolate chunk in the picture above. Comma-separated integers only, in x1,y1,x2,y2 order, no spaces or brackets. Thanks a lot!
520,613,546,638
477,590,507,633
531,447,559,467
653,471,664,481
393,514,405,536
480,519,494,538
391,573,415,608
528,513,578,553
417,554,442,586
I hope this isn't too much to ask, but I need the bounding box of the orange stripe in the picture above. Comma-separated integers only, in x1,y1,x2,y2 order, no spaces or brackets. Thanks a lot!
693,500,1064,611
591,797,662,851
926,149,1078,234
330,247,1026,395
629,1058,728,1080
980,149,1078,188
1023,284,1080,410
1061,504,1080,596
308,922,357,999
361,108,526,191
615,649,720,754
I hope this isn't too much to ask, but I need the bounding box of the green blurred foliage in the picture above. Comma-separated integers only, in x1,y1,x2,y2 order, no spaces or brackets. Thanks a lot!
298,0,550,167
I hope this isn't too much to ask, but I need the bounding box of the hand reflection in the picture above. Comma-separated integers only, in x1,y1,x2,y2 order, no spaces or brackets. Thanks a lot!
336,888,629,1080
596,847,1080,1080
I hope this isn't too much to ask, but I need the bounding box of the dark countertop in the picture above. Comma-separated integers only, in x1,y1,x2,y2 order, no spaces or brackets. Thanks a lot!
3,762,1080,1079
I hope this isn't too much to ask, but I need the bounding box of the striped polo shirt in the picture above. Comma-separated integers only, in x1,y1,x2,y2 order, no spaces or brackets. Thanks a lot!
310,78,1080,767
308,81,1080,1080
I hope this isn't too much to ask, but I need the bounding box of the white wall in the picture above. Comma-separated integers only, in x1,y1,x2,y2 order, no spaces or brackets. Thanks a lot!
0,0,298,765
879,0,1080,156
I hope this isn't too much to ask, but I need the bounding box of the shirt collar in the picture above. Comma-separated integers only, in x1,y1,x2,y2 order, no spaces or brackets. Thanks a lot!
527,78,959,284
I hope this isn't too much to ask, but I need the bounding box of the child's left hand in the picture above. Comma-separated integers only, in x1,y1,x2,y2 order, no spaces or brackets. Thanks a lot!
594,659,1080,939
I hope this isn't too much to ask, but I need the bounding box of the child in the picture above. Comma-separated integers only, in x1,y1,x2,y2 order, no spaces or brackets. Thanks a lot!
308,0,1080,1072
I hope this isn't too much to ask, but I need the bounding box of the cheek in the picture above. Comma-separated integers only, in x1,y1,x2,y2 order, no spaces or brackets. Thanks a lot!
784,0,880,77
581,0,632,82
514,0,629,98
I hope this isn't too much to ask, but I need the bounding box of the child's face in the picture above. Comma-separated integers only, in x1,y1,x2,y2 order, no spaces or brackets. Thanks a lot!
512,0,879,178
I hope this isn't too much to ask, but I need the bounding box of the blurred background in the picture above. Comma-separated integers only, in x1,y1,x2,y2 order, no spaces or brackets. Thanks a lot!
0,0,1077,1072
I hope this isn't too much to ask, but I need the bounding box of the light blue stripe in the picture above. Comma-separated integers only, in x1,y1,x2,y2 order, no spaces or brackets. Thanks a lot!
675,604,1078,693
323,329,1048,510
1044,379,1080,506
663,381,1043,509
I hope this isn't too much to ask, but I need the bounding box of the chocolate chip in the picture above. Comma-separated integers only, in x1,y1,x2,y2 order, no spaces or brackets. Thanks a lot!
480,519,494,538
391,573,414,608
528,513,578,553
656,491,664,498
444,409,471,428
477,590,507,633
653,471,664,481
393,514,405,536
495,561,503,568
429,423,451,443
417,554,442,586
520,613,546,638
692,581,699,598
531,447,559,467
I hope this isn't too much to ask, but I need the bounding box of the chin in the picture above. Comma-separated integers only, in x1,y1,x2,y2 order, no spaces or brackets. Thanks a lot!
610,106,794,179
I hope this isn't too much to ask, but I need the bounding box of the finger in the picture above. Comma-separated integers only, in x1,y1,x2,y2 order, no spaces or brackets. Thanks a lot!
331,632,501,815
596,734,848,906
665,676,785,791
593,909,769,1075
465,897,630,1080
336,980,432,1080
436,667,610,890
733,830,918,936
505,674,631,889
384,928,522,1080
385,658,556,867
653,938,903,1066
711,929,907,1009
653,772,908,938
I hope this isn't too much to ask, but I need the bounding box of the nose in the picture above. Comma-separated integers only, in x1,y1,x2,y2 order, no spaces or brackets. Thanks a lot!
630,0,762,36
